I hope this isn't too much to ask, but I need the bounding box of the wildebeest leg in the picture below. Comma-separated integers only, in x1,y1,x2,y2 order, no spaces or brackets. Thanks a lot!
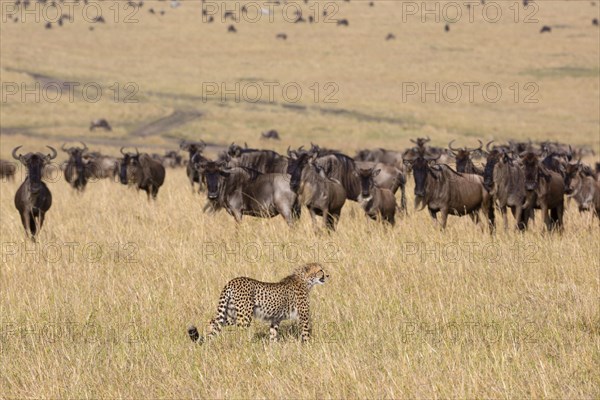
541,204,550,231
428,208,438,225
512,206,523,231
308,208,319,232
400,185,407,214
326,211,339,231
440,208,449,230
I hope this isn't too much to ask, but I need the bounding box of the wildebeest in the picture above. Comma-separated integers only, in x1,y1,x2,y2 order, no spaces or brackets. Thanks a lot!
225,143,288,173
62,142,90,191
357,168,397,225
276,33,287,40
404,153,492,229
448,140,484,175
12,146,57,239
521,151,565,231
354,147,404,168
337,19,349,26
152,150,183,168
90,119,112,131
564,161,600,218
261,130,281,140
0,159,17,181
483,145,531,231
405,137,453,165
287,151,346,230
200,160,299,226
540,25,552,33
386,33,396,40
85,152,119,180
119,147,166,200
180,140,207,192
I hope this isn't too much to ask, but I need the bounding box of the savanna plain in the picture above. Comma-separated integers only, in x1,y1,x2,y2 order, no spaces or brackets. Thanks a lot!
0,0,599,398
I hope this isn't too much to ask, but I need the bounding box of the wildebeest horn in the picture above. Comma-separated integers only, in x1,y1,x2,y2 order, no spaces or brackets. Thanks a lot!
425,136,431,142
135,147,139,156
409,138,417,144
12,146,23,160
46,146,57,160
448,140,461,152
120,147,127,155
61,143,68,151
286,146,291,156
191,153,199,164
80,141,88,152
471,139,483,152
486,140,495,152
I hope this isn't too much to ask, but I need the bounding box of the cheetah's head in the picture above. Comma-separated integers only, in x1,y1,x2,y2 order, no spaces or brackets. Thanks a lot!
295,262,329,288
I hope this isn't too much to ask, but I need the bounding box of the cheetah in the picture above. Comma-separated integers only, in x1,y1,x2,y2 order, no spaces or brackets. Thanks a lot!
188,263,329,344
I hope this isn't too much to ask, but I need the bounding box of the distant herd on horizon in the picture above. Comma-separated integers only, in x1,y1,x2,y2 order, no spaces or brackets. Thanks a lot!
2,133,599,240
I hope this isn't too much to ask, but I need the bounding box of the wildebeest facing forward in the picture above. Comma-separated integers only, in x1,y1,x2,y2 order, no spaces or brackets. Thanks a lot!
12,146,57,239
180,140,207,192
404,153,493,230
200,160,299,226
62,141,90,191
483,144,531,231
357,168,397,225
448,140,484,175
119,147,166,200
287,151,346,231
521,151,565,231
564,161,600,219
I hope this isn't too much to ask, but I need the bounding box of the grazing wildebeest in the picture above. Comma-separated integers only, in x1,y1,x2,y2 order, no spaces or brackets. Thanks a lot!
483,145,531,231
404,153,492,230
90,119,111,131
261,130,281,140
0,159,17,181
228,25,237,33
540,25,552,33
357,168,397,225
448,140,484,175
521,151,565,231
119,147,166,200
337,19,349,26
12,146,57,239
200,161,299,226
386,33,396,40
287,151,346,231
180,140,207,192
62,142,90,191
564,161,600,218
276,33,287,40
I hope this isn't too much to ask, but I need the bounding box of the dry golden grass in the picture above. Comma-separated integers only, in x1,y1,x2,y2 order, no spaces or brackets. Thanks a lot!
1,0,599,398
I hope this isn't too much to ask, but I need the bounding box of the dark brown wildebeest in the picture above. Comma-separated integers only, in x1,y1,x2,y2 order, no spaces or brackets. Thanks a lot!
448,140,484,175
0,159,17,181
228,25,237,33
564,161,600,218
261,130,281,140
276,33,287,40
62,142,90,191
200,160,299,226
287,151,346,231
226,143,288,174
119,147,166,200
386,33,396,40
405,137,453,165
357,168,397,225
90,119,111,131
520,151,565,231
12,146,57,239
337,19,349,26
180,140,207,192
404,153,492,230
540,25,551,33
483,146,531,231
152,150,183,169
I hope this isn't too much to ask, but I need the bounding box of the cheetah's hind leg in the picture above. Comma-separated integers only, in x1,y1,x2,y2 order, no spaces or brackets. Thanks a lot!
187,325,205,344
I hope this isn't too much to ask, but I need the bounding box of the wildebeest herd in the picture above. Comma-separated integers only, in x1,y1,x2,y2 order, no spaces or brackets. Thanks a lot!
2,137,599,239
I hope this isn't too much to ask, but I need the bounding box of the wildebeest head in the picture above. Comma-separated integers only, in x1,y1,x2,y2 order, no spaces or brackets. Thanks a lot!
449,139,482,172
200,160,230,200
410,136,431,150
286,149,314,192
482,141,504,189
180,140,206,159
119,147,141,185
520,151,548,191
12,145,57,192
404,153,440,197
563,160,582,195
62,141,89,171
357,167,381,199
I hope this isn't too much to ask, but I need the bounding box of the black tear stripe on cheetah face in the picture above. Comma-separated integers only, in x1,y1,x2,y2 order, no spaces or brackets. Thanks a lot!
188,263,329,344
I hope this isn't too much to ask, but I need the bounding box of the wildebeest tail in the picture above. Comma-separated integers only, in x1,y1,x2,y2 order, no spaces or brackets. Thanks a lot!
29,213,37,236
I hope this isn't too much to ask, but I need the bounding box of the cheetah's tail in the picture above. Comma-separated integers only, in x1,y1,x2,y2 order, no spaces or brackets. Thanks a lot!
187,326,204,344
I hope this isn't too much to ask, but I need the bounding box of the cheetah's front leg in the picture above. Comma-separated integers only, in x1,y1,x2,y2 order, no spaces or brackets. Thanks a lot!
298,309,311,343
